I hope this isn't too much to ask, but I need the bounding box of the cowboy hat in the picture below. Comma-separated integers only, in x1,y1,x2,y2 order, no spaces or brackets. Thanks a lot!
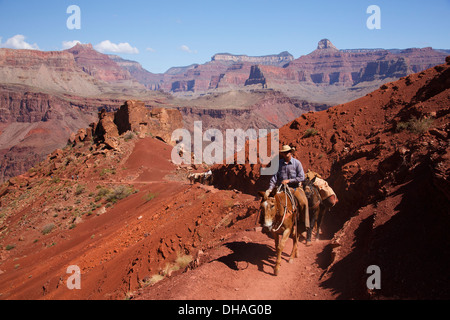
279,145,295,153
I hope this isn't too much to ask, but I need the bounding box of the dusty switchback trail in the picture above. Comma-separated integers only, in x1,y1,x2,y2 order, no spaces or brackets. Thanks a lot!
135,228,337,300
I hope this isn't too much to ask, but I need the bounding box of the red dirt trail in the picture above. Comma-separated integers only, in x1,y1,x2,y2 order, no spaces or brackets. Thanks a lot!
134,230,337,300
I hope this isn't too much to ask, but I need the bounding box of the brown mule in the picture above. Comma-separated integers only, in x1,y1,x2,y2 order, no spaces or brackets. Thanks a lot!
258,187,308,276
302,176,327,245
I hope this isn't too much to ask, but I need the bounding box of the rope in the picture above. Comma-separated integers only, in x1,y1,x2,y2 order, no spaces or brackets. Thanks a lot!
273,184,296,232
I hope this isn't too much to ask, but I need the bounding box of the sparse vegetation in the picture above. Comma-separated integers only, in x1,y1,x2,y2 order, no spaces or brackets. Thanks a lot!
143,192,158,203
94,185,137,204
303,128,319,138
396,117,434,134
147,274,165,286
99,168,116,177
51,176,60,184
123,131,135,142
5,244,16,251
75,184,85,196
41,223,55,235
95,187,111,202
105,185,137,203
175,253,194,269
141,253,193,288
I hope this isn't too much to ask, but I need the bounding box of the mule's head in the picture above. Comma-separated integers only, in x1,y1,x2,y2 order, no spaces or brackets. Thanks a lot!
303,176,316,199
258,191,278,230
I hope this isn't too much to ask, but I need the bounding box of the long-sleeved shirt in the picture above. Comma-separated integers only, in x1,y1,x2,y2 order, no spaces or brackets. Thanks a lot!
269,157,305,190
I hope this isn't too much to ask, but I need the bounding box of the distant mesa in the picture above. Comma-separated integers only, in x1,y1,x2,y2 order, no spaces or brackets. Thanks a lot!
211,52,294,67
316,39,338,51
113,38,448,98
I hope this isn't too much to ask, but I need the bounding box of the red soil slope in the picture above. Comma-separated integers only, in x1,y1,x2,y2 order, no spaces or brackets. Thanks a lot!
0,135,261,300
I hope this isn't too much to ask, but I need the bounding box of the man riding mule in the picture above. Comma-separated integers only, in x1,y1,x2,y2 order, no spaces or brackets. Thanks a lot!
258,145,309,275
258,145,338,274
265,145,310,230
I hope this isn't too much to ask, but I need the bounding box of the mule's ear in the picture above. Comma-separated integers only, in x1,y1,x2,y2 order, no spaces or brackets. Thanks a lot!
311,176,317,184
258,191,268,200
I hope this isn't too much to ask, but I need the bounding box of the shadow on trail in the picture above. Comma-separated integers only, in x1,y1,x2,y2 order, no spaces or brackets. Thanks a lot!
215,241,287,276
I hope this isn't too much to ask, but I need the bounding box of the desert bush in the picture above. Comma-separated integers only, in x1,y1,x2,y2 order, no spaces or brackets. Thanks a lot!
175,253,193,269
143,192,158,203
75,184,85,196
100,168,116,177
42,223,55,235
123,131,135,142
105,185,136,203
303,128,318,138
5,244,16,251
396,117,434,134
143,253,193,288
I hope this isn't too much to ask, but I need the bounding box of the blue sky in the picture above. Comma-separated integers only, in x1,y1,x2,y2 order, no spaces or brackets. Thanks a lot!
0,0,449,73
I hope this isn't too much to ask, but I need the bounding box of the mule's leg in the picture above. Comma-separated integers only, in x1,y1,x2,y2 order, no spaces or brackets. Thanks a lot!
306,210,318,245
274,229,290,276
272,232,280,273
315,206,326,241
273,232,279,251
290,229,299,263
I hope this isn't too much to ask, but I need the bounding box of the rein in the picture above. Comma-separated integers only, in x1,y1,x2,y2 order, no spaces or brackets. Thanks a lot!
273,184,296,232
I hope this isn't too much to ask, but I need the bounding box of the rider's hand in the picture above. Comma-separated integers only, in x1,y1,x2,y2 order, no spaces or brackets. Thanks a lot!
282,180,290,185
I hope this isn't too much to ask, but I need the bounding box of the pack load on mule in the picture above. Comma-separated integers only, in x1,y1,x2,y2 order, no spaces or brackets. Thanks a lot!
258,145,338,275
304,169,338,209
302,169,338,244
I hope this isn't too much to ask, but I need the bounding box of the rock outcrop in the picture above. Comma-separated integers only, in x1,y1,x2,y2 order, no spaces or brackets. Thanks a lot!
316,38,338,51
91,100,183,149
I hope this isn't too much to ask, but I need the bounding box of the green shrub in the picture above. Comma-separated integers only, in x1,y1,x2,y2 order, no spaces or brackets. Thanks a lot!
396,117,434,134
303,128,318,138
143,192,158,203
5,244,16,251
105,185,135,203
101,168,116,176
96,187,111,201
